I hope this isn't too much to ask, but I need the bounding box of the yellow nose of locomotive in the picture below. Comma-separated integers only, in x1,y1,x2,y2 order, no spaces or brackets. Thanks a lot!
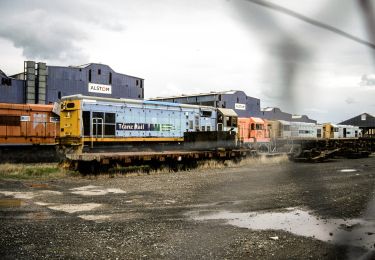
60,100,81,138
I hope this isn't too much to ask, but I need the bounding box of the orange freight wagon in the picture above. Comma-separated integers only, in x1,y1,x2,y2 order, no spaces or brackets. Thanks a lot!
0,103,59,146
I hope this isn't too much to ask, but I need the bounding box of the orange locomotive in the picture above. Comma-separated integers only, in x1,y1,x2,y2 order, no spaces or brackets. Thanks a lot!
0,103,59,146
238,117,270,148
0,103,60,162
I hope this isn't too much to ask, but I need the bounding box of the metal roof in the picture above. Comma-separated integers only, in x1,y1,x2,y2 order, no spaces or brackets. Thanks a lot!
218,108,238,117
54,63,144,79
150,90,241,100
339,113,375,127
0,69,7,77
262,107,275,112
278,120,291,125
251,117,265,124
62,94,215,110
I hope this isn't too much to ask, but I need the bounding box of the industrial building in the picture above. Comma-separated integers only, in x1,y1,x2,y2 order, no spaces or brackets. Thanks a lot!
339,113,375,137
0,61,144,104
261,107,317,124
0,69,25,104
150,90,262,117
150,90,316,122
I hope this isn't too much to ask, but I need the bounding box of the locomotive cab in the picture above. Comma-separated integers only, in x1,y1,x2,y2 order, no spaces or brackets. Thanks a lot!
217,108,238,133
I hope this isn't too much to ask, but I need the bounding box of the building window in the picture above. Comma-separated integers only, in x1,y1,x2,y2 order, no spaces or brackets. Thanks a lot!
140,80,143,89
58,91,62,99
138,94,141,98
109,72,112,84
1,78,12,86
98,69,101,75
136,79,139,86
218,95,222,101
237,97,239,103
88,69,92,82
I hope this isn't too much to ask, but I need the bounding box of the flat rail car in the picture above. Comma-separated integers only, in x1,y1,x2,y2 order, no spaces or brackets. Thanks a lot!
66,149,257,173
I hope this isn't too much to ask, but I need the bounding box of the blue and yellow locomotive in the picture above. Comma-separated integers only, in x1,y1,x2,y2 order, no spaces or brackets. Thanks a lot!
59,95,238,152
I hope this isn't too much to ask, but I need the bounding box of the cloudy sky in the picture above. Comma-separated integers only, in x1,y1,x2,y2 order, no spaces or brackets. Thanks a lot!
1,0,374,123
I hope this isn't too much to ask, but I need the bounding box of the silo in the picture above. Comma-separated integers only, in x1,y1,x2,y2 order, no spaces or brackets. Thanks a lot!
24,61,35,104
37,62,47,104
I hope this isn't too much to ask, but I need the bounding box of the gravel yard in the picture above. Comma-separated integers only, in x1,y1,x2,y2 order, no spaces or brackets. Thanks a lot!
1,155,375,259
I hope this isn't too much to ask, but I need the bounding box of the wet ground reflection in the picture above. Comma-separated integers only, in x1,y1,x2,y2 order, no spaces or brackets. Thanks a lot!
189,207,375,250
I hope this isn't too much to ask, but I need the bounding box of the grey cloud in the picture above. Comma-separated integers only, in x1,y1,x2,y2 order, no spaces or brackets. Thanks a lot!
0,0,126,62
345,97,357,104
360,74,375,86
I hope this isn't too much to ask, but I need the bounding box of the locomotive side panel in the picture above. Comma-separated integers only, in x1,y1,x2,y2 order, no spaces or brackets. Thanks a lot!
290,122,317,139
0,103,59,145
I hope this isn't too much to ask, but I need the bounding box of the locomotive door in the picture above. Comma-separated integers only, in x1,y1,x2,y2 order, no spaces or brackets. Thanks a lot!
91,116,103,149
92,118,104,138
317,128,322,138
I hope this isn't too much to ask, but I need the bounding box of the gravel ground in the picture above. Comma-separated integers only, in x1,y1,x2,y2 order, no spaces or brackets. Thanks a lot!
1,155,375,259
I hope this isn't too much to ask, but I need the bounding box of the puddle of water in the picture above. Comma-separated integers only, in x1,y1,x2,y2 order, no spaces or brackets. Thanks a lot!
190,208,375,250
0,191,35,199
70,185,101,191
78,214,111,221
340,169,357,173
70,186,126,196
34,201,54,206
164,200,176,204
193,200,243,208
40,190,62,195
0,199,23,207
48,203,102,213
71,190,108,196
106,188,126,194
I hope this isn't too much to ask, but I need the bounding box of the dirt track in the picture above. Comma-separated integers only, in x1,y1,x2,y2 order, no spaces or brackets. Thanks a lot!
1,156,375,259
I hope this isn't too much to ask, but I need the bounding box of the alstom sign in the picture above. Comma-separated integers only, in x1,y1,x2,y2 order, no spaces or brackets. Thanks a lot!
88,83,112,94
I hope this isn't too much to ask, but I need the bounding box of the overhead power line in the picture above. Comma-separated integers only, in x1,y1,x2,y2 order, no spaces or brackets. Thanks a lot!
244,0,375,50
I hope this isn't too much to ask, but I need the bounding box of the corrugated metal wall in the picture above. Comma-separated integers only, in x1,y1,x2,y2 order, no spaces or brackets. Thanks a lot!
0,74,25,104
222,91,261,117
46,63,144,103
261,108,292,121
151,91,262,118
1,62,144,104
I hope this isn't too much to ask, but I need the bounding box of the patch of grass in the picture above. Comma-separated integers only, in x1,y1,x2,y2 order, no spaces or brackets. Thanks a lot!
108,165,151,175
0,163,78,180
102,154,290,177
